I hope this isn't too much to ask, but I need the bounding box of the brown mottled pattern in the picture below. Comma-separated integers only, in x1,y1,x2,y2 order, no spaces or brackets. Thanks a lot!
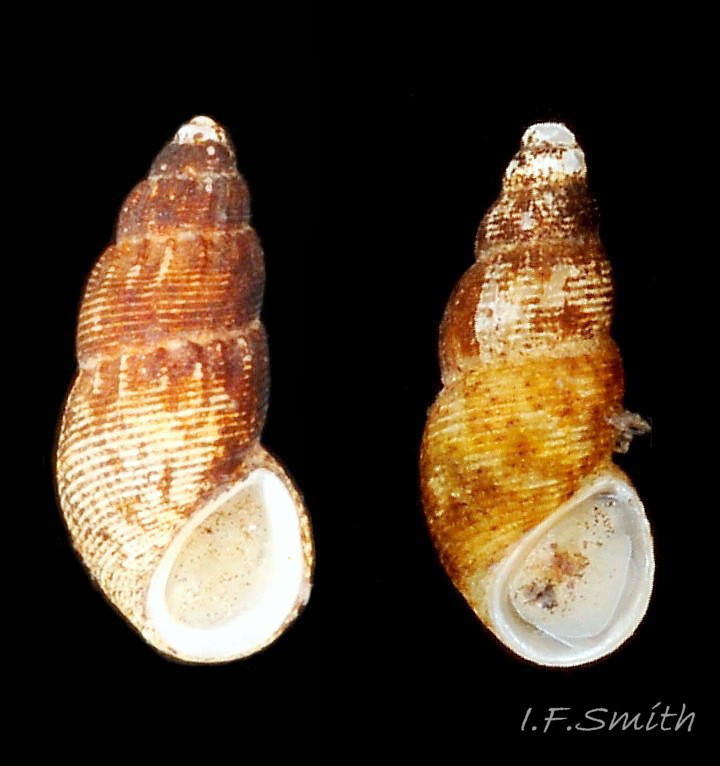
421,350,623,622
77,230,265,361
420,126,627,624
56,125,273,631
476,179,597,248
439,239,614,381
116,141,249,238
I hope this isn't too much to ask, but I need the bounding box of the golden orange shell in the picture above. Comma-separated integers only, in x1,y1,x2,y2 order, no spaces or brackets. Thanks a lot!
55,117,313,657
420,124,640,632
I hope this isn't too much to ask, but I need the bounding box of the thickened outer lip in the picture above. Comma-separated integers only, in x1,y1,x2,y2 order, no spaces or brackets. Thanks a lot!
485,471,654,668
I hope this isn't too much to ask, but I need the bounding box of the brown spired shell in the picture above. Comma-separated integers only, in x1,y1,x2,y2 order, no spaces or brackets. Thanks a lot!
55,116,313,663
420,123,654,667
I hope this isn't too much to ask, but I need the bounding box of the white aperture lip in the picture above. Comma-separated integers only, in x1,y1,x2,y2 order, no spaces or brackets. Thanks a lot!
146,467,310,663
486,474,654,667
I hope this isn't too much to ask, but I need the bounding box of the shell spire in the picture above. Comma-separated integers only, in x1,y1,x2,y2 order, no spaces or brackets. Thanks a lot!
439,123,615,379
116,115,246,241
56,116,314,664
421,122,653,667
477,122,595,251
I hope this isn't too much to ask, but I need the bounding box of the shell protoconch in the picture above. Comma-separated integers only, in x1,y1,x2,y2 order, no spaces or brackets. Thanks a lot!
55,116,314,663
420,123,654,667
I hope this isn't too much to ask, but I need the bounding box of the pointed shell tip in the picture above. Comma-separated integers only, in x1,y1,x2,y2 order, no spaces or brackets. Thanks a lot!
505,122,586,180
174,116,230,146
522,122,578,148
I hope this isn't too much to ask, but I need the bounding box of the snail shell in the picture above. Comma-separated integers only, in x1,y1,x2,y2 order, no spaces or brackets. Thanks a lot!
55,116,313,663
420,123,654,667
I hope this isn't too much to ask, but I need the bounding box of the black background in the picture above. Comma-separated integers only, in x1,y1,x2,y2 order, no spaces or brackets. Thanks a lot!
34,23,704,758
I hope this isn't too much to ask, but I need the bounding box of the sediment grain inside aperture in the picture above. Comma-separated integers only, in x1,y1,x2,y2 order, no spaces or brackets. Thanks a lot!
508,492,632,641
166,484,271,627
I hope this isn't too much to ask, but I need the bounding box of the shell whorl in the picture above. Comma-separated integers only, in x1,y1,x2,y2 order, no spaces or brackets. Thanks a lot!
420,123,651,665
78,116,264,367
440,122,616,380
55,117,304,650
